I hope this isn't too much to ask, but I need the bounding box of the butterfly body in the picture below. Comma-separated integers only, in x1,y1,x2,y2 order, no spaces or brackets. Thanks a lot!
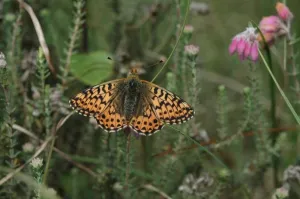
70,69,194,136
122,75,145,122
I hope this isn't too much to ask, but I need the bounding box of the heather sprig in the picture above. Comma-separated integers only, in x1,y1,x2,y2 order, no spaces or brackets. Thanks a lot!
59,0,85,87
247,63,273,167
0,52,8,126
2,89,20,198
30,157,44,199
216,85,229,140
35,48,50,119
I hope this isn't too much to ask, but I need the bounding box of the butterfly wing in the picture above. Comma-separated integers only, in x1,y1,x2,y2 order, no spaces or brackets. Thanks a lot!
69,79,125,117
129,97,165,135
142,80,194,124
94,100,127,132
129,80,194,136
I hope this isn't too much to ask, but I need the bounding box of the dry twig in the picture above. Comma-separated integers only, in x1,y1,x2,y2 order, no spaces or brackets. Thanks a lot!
142,184,172,199
0,137,52,185
16,0,55,75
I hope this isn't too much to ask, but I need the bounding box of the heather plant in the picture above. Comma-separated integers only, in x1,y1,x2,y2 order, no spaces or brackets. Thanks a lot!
0,0,300,199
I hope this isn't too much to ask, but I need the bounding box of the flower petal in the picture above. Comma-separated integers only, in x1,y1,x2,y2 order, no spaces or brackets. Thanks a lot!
237,39,246,55
259,16,282,33
229,38,239,54
244,42,251,57
250,42,259,61
239,53,245,61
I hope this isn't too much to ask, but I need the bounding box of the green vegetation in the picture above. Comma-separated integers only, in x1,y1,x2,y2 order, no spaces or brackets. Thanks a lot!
0,0,300,198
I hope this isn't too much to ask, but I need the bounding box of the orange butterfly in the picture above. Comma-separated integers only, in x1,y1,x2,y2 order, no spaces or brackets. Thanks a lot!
69,69,194,136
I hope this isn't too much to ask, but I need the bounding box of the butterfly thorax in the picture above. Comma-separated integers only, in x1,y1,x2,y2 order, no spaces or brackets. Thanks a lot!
123,76,143,122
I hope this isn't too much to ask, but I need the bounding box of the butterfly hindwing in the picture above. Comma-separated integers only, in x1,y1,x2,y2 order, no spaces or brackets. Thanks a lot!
94,101,127,132
129,98,165,135
69,79,124,117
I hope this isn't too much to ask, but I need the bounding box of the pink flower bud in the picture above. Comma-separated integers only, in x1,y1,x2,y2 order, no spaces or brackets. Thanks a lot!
276,2,293,22
257,32,275,45
243,42,251,58
183,25,194,34
258,15,289,46
184,45,199,56
250,42,259,62
229,37,239,54
259,16,281,33
237,39,246,55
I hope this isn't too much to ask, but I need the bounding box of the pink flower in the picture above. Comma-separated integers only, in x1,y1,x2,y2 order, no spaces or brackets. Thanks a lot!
257,32,275,46
272,186,289,199
276,2,293,22
259,16,282,33
229,27,259,62
183,25,194,34
184,45,199,56
258,15,288,45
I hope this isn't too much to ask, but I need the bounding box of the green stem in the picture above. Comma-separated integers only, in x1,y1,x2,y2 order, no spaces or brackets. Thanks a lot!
268,53,277,132
259,49,300,125
125,133,131,190
263,37,279,186
255,20,281,186
151,0,190,83
43,136,56,184
284,37,287,71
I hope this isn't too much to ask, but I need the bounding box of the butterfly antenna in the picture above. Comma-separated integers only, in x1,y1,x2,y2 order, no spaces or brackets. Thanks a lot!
151,0,191,83
147,59,164,68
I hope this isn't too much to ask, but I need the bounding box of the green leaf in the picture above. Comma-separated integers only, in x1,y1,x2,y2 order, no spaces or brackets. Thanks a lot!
70,51,113,85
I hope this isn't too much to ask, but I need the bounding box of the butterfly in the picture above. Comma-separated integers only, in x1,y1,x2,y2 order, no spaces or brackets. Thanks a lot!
69,69,194,136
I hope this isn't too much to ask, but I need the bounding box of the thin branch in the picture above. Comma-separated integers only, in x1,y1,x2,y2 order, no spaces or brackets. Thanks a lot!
53,148,97,178
12,123,98,178
16,0,55,75
142,184,172,199
43,112,75,184
152,125,298,158
0,137,53,185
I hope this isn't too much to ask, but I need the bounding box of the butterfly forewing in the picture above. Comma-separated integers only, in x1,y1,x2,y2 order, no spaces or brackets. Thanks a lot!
69,79,124,117
142,80,194,125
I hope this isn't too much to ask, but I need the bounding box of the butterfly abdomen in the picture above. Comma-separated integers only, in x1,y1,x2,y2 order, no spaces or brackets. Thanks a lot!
123,78,143,121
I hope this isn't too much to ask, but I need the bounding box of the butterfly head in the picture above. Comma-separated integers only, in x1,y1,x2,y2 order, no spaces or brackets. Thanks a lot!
127,68,141,93
128,68,139,76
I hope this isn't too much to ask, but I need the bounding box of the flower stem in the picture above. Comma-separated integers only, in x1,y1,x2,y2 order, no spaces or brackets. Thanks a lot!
125,133,131,190
43,135,56,184
259,49,300,125
266,41,279,186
